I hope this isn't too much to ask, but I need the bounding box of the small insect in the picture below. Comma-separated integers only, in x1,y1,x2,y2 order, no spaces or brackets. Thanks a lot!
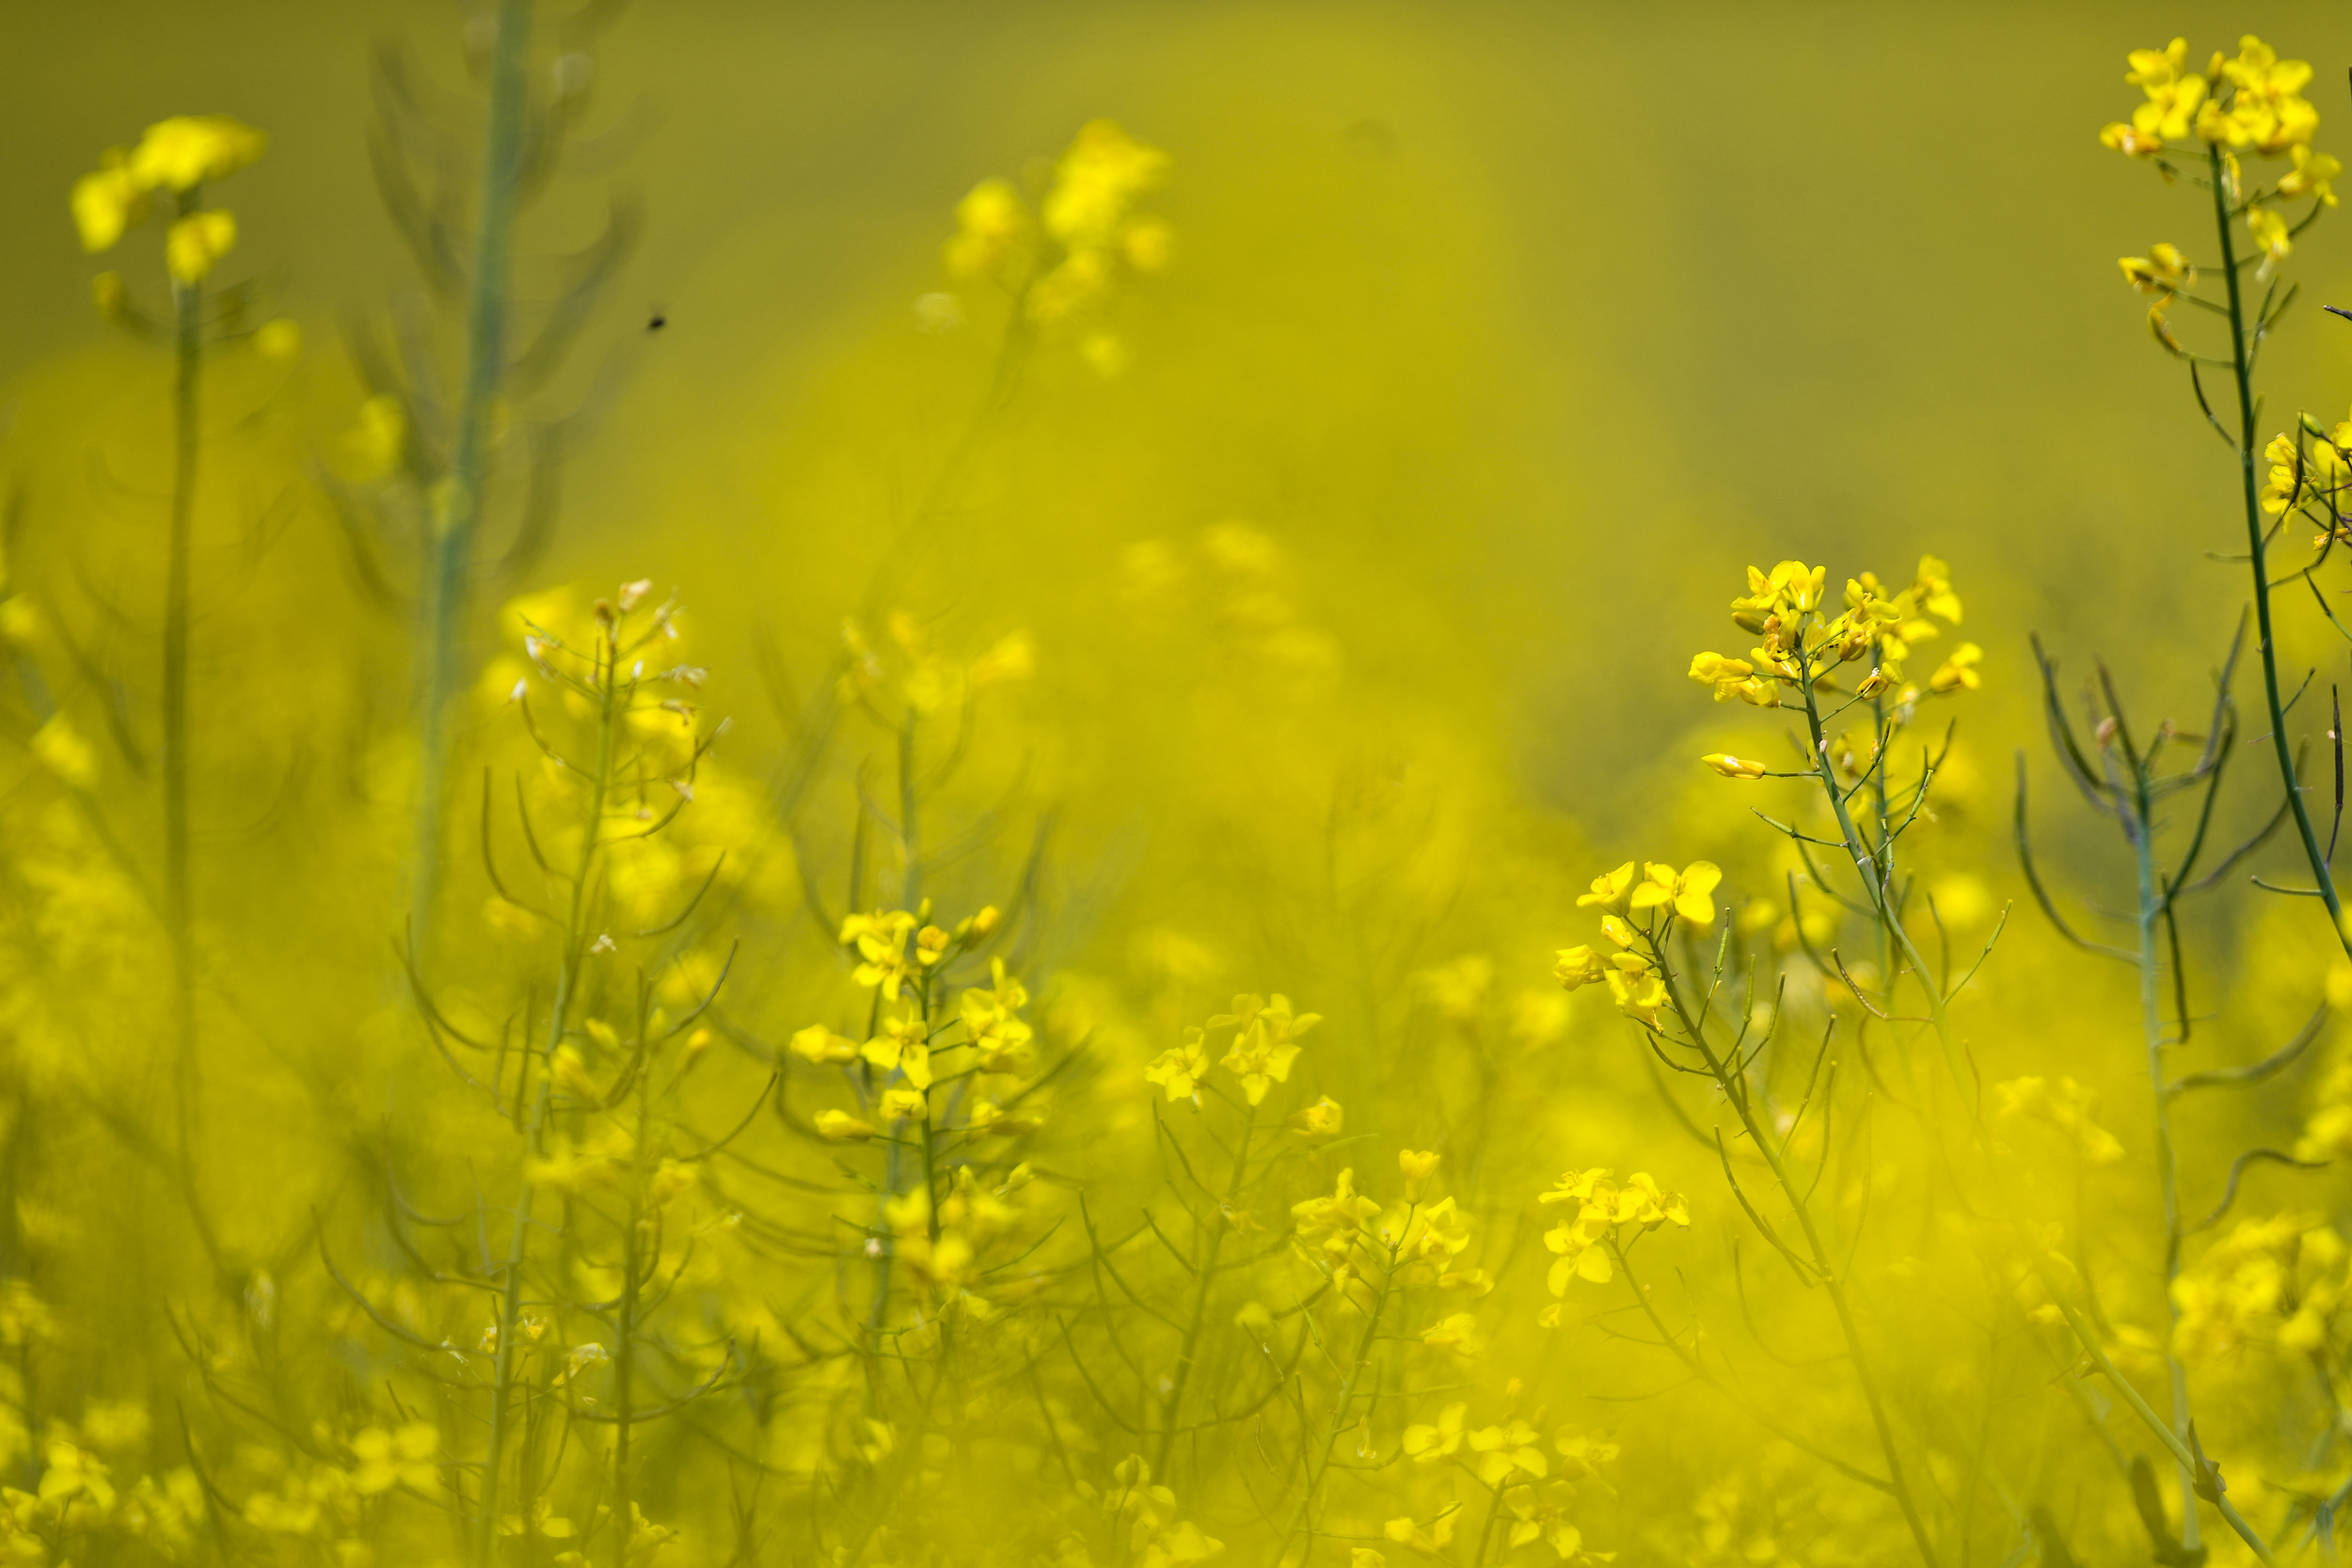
646,308,667,332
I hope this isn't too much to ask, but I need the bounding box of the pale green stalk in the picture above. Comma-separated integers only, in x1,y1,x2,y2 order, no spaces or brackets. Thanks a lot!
2205,141,2352,957
1655,958,1941,1567
164,188,206,1241
612,1080,649,1568
1794,642,2277,1562
1152,1102,1254,1473
1285,1227,1405,1561
415,0,533,945
2123,750,2202,1554
476,634,618,1568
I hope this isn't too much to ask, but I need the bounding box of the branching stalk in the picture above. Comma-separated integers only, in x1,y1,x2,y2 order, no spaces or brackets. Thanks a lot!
415,0,534,946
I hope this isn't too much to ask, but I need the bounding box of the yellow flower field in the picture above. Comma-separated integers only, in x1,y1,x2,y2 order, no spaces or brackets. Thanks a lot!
6,7,2352,1565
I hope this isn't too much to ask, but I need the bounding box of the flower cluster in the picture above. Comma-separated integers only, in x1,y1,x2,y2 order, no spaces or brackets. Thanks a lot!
1144,993,1321,1106
1101,1457,1225,1568
1684,556,1976,783
2101,37,2325,162
797,909,1034,1143
72,115,265,284
2172,1212,2349,1361
2103,38,2336,308
1553,860,1721,1024
1537,1168,1690,1296
938,119,1174,372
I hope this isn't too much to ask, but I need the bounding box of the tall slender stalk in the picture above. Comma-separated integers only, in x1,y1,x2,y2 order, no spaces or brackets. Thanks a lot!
1152,1103,1253,1473
612,1083,647,1568
1655,968,1941,1568
1285,1231,1403,1561
415,0,534,945
2122,747,2202,1555
2207,142,2352,956
164,188,206,1225
476,636,617,1568
1793,641,2279,1561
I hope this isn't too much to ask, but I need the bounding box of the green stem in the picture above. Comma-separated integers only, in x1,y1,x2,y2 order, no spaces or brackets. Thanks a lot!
1152,1102,1254,1472
165,194,205,1252
1794,654,1969,1130
1601,1236,1890,1494
475,631,617,1568
2208,141,2352,956
613,1083,647,1568
2126,767,2201,1553
1659,970,1941,1568
415,0,534,949
1287,1230,1403,1561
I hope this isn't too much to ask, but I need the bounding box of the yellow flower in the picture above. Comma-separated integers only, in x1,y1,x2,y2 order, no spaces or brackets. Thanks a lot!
2216,37,2318,154
1730,560,1825,617
2119,242,2195,294
1292,1168,1380,1250
1540,1168,1689,1293
813,1109,878,1141
2122,39,2208,143
2281,144,2342,205
861,1029,931,1090
30,716,97,787
1700,752,1766,781
1289,1096,1344,1139
1042,120,1169,250
945,178,1029,283
1687,651,1756,702
340,394,407,483
1629,861,1722,926
1928,643,1983,694
349,1425,437,1496
1418,1312,1485,1355
1575,861,1637,912
549,1044,600,1101
2247,205,2292,277
1603,963,1667,1026
2262,432,2306,514
165,210,237,284
1216,993,1319,1104
2101,122,2167,158
1122,215,1176,272
1399,1148,1440,1200
1402,1402,1466,1462
1553,944,1607,990
1144,1028,1210,1102
1382,1512,1456,1558
1467,1419,1549,1485
71,152,145,252
130,116,267,191
789,1025,862,1066
840,909,918,994
253,319,301,360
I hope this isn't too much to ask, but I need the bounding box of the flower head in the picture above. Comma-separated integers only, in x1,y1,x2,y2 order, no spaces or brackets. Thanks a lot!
1629,862,1722,926
2119,243,2195,295
1216,993,1319,1104
2281,144,2342,205
131,116,266,191
1145,1028,1211,1103
1576,860,1638,912
2248,205,2293,277
1701,752,1767,781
